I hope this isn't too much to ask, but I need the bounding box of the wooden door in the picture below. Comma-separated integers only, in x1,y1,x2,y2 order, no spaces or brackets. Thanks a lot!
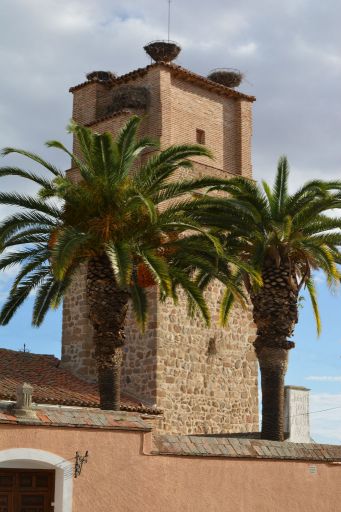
0,470,54,512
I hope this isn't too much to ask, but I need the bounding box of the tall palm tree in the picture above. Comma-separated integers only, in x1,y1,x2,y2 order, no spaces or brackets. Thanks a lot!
0,116,253,410
200,156,341,440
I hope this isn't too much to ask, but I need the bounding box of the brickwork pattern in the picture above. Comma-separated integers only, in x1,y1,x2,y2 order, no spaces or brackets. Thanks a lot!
169,76,240,173
238,100,253,179
62,63,259,434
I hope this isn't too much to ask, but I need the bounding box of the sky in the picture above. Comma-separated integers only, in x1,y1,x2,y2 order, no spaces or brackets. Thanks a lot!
0,0,341,443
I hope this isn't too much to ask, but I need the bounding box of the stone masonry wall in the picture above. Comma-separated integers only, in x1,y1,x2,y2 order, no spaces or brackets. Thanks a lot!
62,64,258,433
156,287,258,434
62,265,96,381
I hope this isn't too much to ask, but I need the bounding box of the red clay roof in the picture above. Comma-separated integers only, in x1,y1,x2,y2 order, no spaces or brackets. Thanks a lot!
0,349,160,414
84,110,133,128
70,62,255,102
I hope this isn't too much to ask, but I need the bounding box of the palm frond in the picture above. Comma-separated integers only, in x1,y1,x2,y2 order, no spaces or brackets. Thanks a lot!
12,255,50,290
262,180,275,212
220,288,236,326
106,242,133,288
0,167,55,190
0,192,60,218
0,246,46,272
0,268,50,325
32,274,72,326
0,212,55,243
305,278,321,336
139,249,172,296
1,148,63,177
153,176,231,204
302,216,341,236
129,192,157,223
3,231,50,248
136,144,212,193
51,228,91,279
130,281,148,330
45,138,93,183
272,155,289,218
170,267,210,326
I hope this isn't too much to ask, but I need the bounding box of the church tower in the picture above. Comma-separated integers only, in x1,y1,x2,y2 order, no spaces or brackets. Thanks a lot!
62,43,259,434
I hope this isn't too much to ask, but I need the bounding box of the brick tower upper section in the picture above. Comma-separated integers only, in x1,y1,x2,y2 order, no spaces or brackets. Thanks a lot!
62,62,258,435
68,62,254,178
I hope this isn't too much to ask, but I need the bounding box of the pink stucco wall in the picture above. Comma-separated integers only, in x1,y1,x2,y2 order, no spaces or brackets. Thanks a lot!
0,425,340,512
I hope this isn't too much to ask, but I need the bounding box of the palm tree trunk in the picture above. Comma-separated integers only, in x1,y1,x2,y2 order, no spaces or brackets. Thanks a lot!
87,254,129,410
251,260,298,441
257,346,288,441
96,347,123,410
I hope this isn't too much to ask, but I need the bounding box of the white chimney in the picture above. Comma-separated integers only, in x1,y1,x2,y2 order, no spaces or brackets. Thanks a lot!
15,383,37,419
284,386,314,443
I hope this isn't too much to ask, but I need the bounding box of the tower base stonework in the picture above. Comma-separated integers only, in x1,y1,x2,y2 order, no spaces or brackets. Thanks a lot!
153,288,258,434
62,273,258,434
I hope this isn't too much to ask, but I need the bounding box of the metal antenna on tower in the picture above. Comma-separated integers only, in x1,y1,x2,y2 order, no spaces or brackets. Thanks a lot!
167,0,172,42
144,1,181,63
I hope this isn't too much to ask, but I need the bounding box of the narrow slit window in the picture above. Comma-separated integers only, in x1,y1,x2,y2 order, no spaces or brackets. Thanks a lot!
196,128,206,145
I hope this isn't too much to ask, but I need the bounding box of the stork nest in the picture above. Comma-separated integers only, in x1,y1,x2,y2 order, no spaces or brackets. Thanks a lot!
144,41,181,63
109,86,150,113
207,69,244,88
86,70,116,82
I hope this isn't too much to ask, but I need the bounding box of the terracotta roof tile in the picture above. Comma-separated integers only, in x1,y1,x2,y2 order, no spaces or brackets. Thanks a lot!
153,434,341,462
0,348,160,415
70,62,255,102
84,110,133,128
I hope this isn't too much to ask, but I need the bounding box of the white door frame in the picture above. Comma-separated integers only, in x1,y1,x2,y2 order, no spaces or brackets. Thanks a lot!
0,448,73,512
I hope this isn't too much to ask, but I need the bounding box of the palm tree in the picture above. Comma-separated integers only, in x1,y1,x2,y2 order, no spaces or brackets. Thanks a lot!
0,115,252,410
201,156,341,440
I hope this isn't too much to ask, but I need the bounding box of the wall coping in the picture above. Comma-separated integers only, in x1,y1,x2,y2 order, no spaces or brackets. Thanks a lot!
0,405,151,432
152,434,341,462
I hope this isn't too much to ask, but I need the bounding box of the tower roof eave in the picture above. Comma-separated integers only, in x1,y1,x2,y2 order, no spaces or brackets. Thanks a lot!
70,62,256,102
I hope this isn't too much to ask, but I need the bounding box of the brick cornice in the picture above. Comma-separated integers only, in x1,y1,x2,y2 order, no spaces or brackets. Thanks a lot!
70,62,256,102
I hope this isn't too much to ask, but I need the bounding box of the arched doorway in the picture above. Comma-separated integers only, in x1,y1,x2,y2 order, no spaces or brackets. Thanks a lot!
0,449,73,512
0,468,54,511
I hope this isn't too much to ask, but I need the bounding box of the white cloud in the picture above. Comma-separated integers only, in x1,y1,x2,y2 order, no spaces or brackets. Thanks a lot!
232,42,258,57
295,36,341,72
310,393,341,444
